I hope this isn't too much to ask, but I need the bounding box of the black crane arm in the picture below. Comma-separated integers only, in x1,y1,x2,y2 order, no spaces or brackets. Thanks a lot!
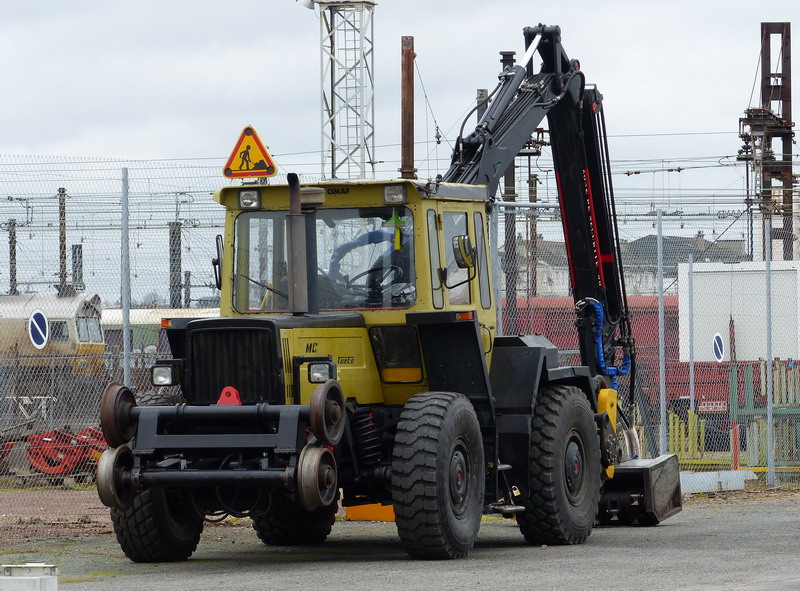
443,25,581,196
444,24,634,396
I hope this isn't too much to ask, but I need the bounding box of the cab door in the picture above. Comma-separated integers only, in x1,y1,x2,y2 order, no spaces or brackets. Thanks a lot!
431,202,495,357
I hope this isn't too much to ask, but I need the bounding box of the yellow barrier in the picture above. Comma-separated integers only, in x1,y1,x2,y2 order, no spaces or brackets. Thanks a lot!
345,503,396,522
668,410,706,460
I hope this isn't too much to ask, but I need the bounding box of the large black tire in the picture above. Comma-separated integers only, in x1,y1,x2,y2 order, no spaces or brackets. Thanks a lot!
392,392,484,559
251,494,337,545
111,487,203,562
109,389,202,562
135,388,185,406
517,384,601,545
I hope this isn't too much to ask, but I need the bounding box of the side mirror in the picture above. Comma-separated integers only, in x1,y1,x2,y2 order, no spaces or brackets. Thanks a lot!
452,235,475,269
212,234,223,290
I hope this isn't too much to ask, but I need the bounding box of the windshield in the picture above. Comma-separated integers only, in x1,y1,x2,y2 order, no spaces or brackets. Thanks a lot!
233,207,415,312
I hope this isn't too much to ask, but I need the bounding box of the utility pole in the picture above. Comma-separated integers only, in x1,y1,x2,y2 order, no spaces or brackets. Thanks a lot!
169,221,182,308
399,36,416,179
58,188,67,294
739,22,795,261
72,244,83,287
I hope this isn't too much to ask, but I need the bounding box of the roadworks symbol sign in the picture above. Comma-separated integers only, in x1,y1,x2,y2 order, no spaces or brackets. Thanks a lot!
223,126,277,179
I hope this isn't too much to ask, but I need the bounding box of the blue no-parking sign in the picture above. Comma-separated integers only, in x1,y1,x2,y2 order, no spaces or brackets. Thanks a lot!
28,309,49,350
713,333,724,363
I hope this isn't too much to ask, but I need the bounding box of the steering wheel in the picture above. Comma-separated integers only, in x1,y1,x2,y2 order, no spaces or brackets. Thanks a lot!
344,265,403,294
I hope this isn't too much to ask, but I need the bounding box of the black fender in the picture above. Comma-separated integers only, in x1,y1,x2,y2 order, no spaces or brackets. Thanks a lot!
489,334,599,501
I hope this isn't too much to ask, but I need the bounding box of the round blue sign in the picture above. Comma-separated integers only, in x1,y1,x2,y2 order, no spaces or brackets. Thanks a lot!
29,309,49,350
713,333,724,363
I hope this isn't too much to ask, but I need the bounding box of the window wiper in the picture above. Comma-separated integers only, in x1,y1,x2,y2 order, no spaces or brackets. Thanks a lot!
242,274,287,299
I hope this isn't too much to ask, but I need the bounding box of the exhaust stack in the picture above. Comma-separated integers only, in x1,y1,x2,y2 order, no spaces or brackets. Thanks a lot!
286,173,308,315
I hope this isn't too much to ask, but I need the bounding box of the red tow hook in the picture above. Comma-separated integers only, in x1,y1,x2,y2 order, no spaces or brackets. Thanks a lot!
217,386,242,405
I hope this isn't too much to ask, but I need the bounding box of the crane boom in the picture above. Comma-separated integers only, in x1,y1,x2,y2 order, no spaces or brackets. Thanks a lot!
444,24,633,395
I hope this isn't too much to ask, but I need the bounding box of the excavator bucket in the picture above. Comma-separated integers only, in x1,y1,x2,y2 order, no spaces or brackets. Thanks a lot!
598,454,682,526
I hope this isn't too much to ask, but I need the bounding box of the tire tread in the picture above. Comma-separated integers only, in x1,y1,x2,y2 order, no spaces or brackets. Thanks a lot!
251,495,336,546
392,392,482,559
516,384,600,546
111,488,202,562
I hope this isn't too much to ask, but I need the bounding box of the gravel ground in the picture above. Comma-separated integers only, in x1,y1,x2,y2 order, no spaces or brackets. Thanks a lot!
0,489,110,549
0,489,798,591
1,485,798,550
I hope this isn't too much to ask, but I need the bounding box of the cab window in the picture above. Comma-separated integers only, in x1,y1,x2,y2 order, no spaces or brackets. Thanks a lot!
233,207,416,312
427,209,443,309
474,212,491,309
442,211,470,305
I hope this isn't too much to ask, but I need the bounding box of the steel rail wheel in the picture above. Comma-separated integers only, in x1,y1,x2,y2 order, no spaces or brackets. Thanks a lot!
107,390,202,562
309,379,345,446
296,444,338,511
97,444,134,509
100,383,136,448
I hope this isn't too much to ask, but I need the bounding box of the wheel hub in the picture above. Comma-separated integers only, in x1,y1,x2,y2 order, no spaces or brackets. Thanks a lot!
449,445,469,513
564,434,585,501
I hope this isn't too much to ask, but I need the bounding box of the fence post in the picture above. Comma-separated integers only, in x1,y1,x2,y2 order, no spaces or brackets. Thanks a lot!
490,206,503,335
764,214,777,485
657,209,667,456
121,168,131,388
688,254,695,413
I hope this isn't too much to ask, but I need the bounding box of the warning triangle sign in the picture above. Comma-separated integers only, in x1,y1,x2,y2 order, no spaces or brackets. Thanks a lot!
223,126,277,179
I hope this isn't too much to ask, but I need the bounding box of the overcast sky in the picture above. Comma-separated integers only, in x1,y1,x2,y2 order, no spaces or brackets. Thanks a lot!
0,1,797,192
0,1,797,303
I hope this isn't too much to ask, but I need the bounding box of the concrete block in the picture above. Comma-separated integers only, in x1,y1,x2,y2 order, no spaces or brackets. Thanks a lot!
680,470,757,494
0,564,58,591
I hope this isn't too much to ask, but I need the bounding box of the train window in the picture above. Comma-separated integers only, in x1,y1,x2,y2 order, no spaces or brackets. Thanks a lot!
76,317,102,342
88,317,103,342
77,318,89,342
52,321,69,342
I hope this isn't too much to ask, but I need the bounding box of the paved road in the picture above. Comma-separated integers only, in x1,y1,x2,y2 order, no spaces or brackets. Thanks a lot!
3,495,799,591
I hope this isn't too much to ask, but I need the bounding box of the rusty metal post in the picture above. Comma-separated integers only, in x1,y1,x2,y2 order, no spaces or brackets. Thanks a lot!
759,22,793,259
400,36,417,179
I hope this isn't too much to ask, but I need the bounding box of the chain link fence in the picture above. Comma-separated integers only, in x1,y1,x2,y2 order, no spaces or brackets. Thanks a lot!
0,154,794,547
493,199,799,491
